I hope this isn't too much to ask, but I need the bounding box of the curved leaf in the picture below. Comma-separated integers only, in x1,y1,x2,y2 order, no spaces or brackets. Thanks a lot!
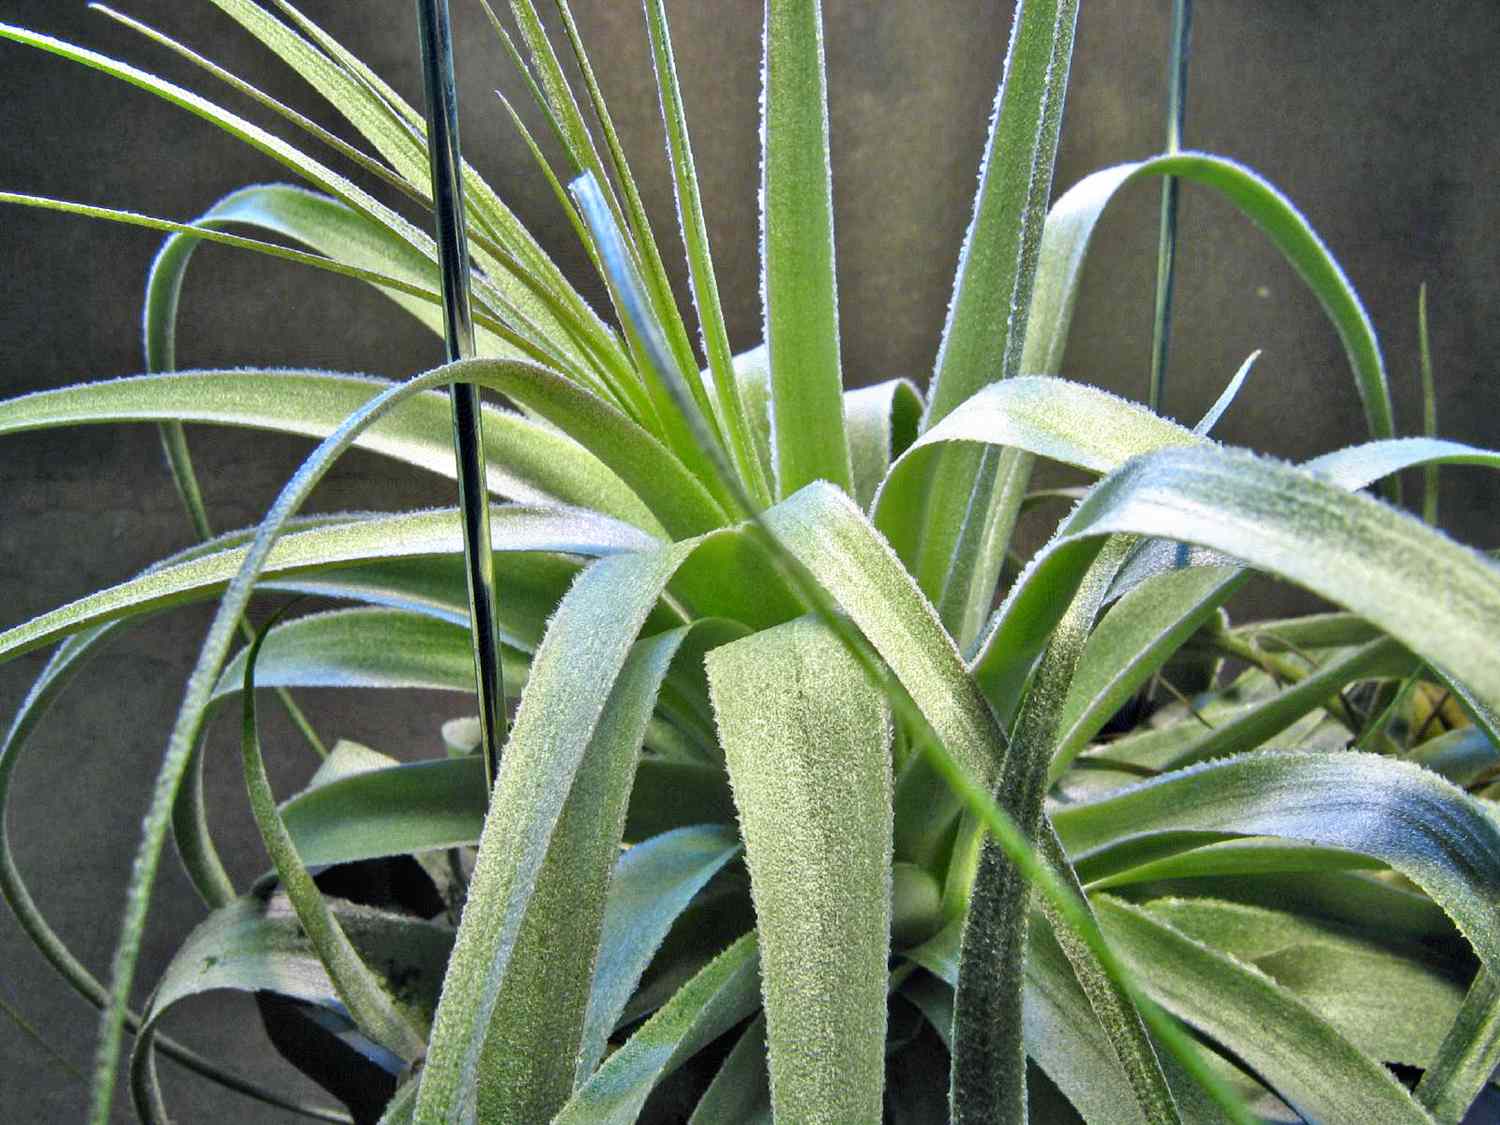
1025,152,1396,445
414,543,699,1121
1053,751,1500,979
1095,896,1432,1123
0,505,648,665
477,619,742,1122
972,445,1500,719
129,891,448,1122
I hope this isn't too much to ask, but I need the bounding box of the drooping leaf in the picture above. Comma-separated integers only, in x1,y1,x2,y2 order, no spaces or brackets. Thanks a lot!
0,367,660,532
1053,751,1500,980
1095,896,1432,1123
1025,152,1397,447
128,890,448,1122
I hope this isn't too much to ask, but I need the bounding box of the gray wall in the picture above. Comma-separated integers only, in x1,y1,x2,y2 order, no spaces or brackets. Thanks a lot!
2,2,1497,1119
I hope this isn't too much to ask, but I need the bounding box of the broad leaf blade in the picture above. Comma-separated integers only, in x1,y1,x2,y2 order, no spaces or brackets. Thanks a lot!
707,616,893,1123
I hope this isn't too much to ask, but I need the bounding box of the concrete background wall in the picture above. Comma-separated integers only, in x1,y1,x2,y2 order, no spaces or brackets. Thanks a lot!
1,2,1496,1119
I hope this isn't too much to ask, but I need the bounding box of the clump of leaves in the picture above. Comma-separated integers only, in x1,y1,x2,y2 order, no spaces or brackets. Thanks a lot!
2,2,1499,1124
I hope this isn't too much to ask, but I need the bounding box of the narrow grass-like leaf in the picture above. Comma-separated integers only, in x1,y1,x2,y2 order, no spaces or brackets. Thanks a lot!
688,1014,771,1124
414,542,699,1121
1148,0,1193,413
707,616,893,1123
760,0,853,497
65,359,651,1120
142,184,525,370
1415,969,1500,1122
1143,897,1468,1071
1160,637,1413,768
971,445,1500,718
579,825,743,1079
1026,152,1397,448
572,172,739,512
90,4,419,204
912,0,1078,638
645,0,771,507
1418,283,1441,524
954,538,1176,1124
553,933,762,1125
0,616,348,1121
206,0,605,366
845,379,923,512
239,617,428,1061
0,505,646,665
547,0,708,413
0,358,738,538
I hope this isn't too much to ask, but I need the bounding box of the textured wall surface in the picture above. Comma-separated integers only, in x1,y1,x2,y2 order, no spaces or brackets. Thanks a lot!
1,2,1497,1119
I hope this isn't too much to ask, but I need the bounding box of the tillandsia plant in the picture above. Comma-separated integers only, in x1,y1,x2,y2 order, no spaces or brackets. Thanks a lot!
2,1,1499,1123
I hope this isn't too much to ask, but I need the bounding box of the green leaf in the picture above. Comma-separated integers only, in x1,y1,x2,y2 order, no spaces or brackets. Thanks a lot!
414,543,701,1121
971,444,1500,719
213,607,525,702
239,614,428,1062
1052,564,1238,777
845,378,923,512
688,1014,771,1124
760,0,853,497
1095,896,1432,1123
707,616,893,1123
553,933,762,1125
1140,898,1468,1071
1053,751,1500,979
874,375,1200,568
276,754,734,870
476,620,741,1122
0,505,646,665
1415,969,1500,1122
643,0,771,507
1026,152,1397,448
580,826,744,1079
908,0,1078,636
203,0,608,370
954,538,1177,1125
141,184,520,367
72,358,649,1121
0,367,660,532
1158,637,1414,770
129,891,448,1122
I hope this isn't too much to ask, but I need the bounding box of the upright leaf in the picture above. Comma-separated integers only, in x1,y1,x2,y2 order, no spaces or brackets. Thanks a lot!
708,616,893,1123
760,0,853,497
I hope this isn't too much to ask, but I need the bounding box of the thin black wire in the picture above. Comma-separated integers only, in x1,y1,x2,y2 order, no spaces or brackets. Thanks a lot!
1149,0,1193,415
416,0,507,787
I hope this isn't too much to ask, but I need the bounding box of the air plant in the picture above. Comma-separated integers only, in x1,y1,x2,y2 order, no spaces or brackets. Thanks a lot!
1,2,1498,1123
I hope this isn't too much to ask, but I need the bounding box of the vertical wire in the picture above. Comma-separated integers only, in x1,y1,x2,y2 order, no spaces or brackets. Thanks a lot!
416,0,507,787
1149,0,1193,414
